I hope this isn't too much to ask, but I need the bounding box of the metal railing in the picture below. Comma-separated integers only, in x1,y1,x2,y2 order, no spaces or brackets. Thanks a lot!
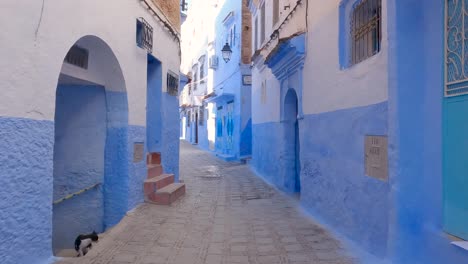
53,183,102,205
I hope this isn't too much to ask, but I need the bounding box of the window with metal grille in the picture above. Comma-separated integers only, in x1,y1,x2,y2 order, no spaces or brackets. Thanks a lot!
350,0,381,65
273,0,280,25
192,64,198,90
199,107,204,126
254,16,259,50
167,71,179,96
260,3,265,44
187,110,191,127
136,17,153,53
64,45,89,69
199,56,205,83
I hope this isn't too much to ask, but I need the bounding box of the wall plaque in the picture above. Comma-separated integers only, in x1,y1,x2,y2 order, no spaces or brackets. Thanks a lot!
365,135,388,181
133,142,144,163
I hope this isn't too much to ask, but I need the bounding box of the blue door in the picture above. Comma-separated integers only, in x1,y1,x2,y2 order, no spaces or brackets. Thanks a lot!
444,0,468,240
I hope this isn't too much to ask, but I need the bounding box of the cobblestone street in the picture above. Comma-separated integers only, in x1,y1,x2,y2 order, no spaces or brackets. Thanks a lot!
56,141,357,264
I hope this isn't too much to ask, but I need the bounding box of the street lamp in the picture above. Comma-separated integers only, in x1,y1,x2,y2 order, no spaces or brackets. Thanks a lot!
221,42,232,63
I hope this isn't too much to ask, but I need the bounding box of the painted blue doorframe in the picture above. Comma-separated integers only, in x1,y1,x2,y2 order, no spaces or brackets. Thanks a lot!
265,34,305,193
283,89,300,193
443,0,468,240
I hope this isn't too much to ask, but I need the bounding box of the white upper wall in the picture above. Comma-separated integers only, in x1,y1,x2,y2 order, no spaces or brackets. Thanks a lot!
302,0,388,115
0,0,180,126
251,65,281,124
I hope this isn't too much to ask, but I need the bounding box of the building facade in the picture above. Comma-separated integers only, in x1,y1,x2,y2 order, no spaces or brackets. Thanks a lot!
180,0,252,161
249,0,468,263
0,0,181,263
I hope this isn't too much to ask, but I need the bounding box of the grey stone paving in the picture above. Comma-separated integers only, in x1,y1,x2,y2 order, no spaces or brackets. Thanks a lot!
56,141,358,264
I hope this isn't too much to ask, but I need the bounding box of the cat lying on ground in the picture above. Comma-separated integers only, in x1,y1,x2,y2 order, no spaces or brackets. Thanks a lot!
74,231,99,257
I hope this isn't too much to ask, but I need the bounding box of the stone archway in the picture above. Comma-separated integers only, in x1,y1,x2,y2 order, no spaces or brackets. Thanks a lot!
52,36,129,255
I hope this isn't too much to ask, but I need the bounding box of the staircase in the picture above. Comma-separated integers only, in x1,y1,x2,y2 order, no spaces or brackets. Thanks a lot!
144,153,185,205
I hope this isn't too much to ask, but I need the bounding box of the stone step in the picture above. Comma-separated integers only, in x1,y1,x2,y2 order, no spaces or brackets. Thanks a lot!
144,174,174,195
147,164,163,179
146,183,185,205
147,152,161,165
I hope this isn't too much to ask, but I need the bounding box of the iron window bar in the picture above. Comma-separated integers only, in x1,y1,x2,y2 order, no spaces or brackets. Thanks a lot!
137,17,154,53
350,0,381,66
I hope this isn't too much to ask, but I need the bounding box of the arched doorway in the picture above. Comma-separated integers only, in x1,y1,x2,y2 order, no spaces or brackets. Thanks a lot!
283,89,301,194
52,36,129,256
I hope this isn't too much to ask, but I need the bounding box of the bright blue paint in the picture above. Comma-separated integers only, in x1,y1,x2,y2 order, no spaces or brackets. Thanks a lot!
147,55,163,151
387,0,468,263
53,85,106,251
265,34,305,120
443,1,468,241
0,117,54,264
252,102,389,257
103,91,130,229
160,92,181,181
300,102,389,257
283,89,300,194
240,118,252,157
147,54,180,181
127,125,147,210
251,122,283,187
444,95,468,240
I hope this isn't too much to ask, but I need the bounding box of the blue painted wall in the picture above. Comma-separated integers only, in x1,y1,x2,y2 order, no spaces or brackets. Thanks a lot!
103,91,130,229
0,117,54,264
147,56,163,151
160,92,180,181
52,84,107,251
300,102,389,257
127,125,147,210
252,103,389,257
251,122,283,186
387,0,468,263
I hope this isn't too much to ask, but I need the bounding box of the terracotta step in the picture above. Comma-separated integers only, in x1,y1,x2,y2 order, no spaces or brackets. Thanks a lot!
146,183,185,205
147,152,161,165
147,164,163,179
144,174,174,196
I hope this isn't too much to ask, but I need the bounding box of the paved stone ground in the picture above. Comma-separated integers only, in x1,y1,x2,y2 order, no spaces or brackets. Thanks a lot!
56,141,358,264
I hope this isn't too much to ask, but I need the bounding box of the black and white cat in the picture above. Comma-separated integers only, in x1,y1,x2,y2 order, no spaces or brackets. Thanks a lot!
74,231,99,257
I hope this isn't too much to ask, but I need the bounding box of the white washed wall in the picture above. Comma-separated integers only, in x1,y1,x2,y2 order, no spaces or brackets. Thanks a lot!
302,0,388,115
0,0,180,126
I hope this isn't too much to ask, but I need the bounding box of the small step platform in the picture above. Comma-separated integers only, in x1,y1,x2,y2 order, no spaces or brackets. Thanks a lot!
144,174,174,194
146,183,186,205
144,152,185,205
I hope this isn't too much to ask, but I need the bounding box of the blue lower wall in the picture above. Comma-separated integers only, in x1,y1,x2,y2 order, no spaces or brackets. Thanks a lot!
387,1,468,263
251,122,283,186
127,125,147,210
53,85,107,251
159,93,180,181
252,102,389,257
0,117,54,264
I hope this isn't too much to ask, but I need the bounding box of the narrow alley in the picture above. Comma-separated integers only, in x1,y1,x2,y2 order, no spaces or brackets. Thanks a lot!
56,141,356,264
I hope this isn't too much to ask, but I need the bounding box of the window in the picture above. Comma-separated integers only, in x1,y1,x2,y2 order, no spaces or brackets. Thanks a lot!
64,45,88,69
187,110,191,127
350,0,381,65
273,0,280,26
167,71,179,96
199,107,205,126
199,56,205,83
192,64,198,90
261,81,267,104
136,17,153,53
260,3,266,44
254,16,259,50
